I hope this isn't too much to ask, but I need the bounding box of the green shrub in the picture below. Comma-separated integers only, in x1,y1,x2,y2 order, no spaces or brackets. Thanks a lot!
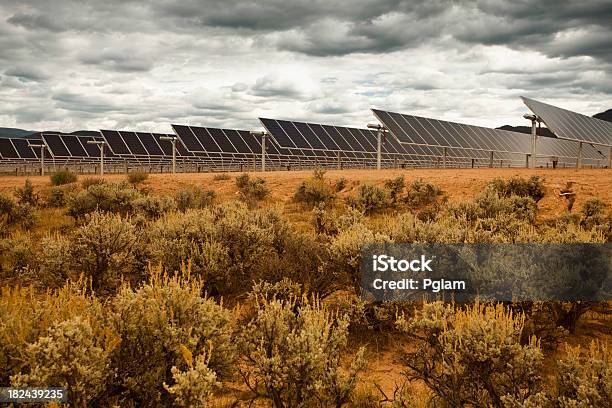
235,173,269,205
334,177,348,192
293,171,335,207
11,316,113,406
555,341,610,407
68,211,141,293
403,178,444,209
46,184,77,208
81,177,105,189
14,179,39,206
486,176,545,202
397,301,544,407
313,204,365,236
581,198,610,231
131,194,176,219
347,184,389,215
384,175,405,204
212,173,231,181
0,233,35,278
239,296,365,407
67,182,141,218
0,194,35,231
110,270,235,406
174,185,215,212
50,170,77,186
127,171,148,186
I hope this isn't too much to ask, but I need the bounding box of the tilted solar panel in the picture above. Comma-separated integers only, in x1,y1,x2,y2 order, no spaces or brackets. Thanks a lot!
207,128,236,153
239,130,262,153
137,132,164,156
11,138,37,159
80,136,103,157
191,127,221,152
61,135,88,157
101,130,131,155
223,130,252,154
522,97,612,146
42,134,70,157
119,131,148,155
0,138,20,158
171,125,205,151
372,109,532,154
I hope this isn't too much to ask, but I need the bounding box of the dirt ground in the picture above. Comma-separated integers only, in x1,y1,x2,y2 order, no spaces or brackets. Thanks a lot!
2,168,610,219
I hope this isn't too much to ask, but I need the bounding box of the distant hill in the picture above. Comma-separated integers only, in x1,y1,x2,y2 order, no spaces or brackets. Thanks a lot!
593,109,612,122
0,127,35,138
498,108,612,136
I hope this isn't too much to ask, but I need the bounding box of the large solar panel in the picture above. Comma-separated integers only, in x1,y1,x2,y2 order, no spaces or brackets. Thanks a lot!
101,130,131,155
42,134,71,157
0,138,19,158
372,109,533,154
119,131,148,156
522,97,612,147
61,135,88,157
11,138,37,159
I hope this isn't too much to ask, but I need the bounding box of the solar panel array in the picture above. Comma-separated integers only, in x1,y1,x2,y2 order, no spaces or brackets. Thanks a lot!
372,109,608,167
522,97,612,147
2,98,611,172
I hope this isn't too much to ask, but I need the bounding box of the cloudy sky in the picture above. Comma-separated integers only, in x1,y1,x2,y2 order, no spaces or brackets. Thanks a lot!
1,0,611,133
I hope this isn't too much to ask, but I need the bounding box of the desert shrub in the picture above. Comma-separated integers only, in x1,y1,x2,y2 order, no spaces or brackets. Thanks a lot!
14,179,39,206
174,185,215,212
67,182,141,218
0,233,35,278
68,211,141,293
384,175,405,204
347,184,389,215
397,301,544,407
403,178,444,209
581,198,609,231
293,171,335,207
131,194,176,219
0,282,106,385
329,223,391,292
148,203,302,295
313,204,365,236
110,269,235,406
249,278,304,303
163,349,219,407
555,341,610,407
334,177,348,192
487,176,545,202
236,173,269,205
81,176,106,189
11,316,114,406
38,234,73,287
50,170,77,186
0,194,35,231
212,173,231,181
450,189,539,224
239,296,365,407
127,171,148,186
46,185,73,207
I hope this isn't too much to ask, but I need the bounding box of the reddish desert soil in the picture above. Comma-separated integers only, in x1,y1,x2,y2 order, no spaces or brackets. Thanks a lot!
2,168,610,219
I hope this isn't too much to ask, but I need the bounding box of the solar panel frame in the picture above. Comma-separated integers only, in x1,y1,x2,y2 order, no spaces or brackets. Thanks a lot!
136,132,164,156
522,97,612,146
101,130,131,155
42,134,71,157
119,131,148,156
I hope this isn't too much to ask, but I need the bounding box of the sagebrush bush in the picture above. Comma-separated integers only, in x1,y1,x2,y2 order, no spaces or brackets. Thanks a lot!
46,185,74,208
50,170,77,186
127,171,148,185
347,184,389,215
313,204,365,236
236,173,269,205
81,176,106,189
212,173,231,181
67,182,141,218
486,176,545,202
0,194,35,231
293,171,335,207
0,233,35,278
14,179,39,206
239,295,365,407
11,316,114,406
334,177,348,192
164,350,219,407
555,341,611,407
397,301,544,407
403,178,444,209
384,175,405,204
174,184,215,212
111,269,235,406
68,211,141,293
131,194,176,219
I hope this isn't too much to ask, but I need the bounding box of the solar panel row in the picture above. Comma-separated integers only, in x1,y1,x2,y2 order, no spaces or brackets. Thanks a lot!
522,97,612,147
